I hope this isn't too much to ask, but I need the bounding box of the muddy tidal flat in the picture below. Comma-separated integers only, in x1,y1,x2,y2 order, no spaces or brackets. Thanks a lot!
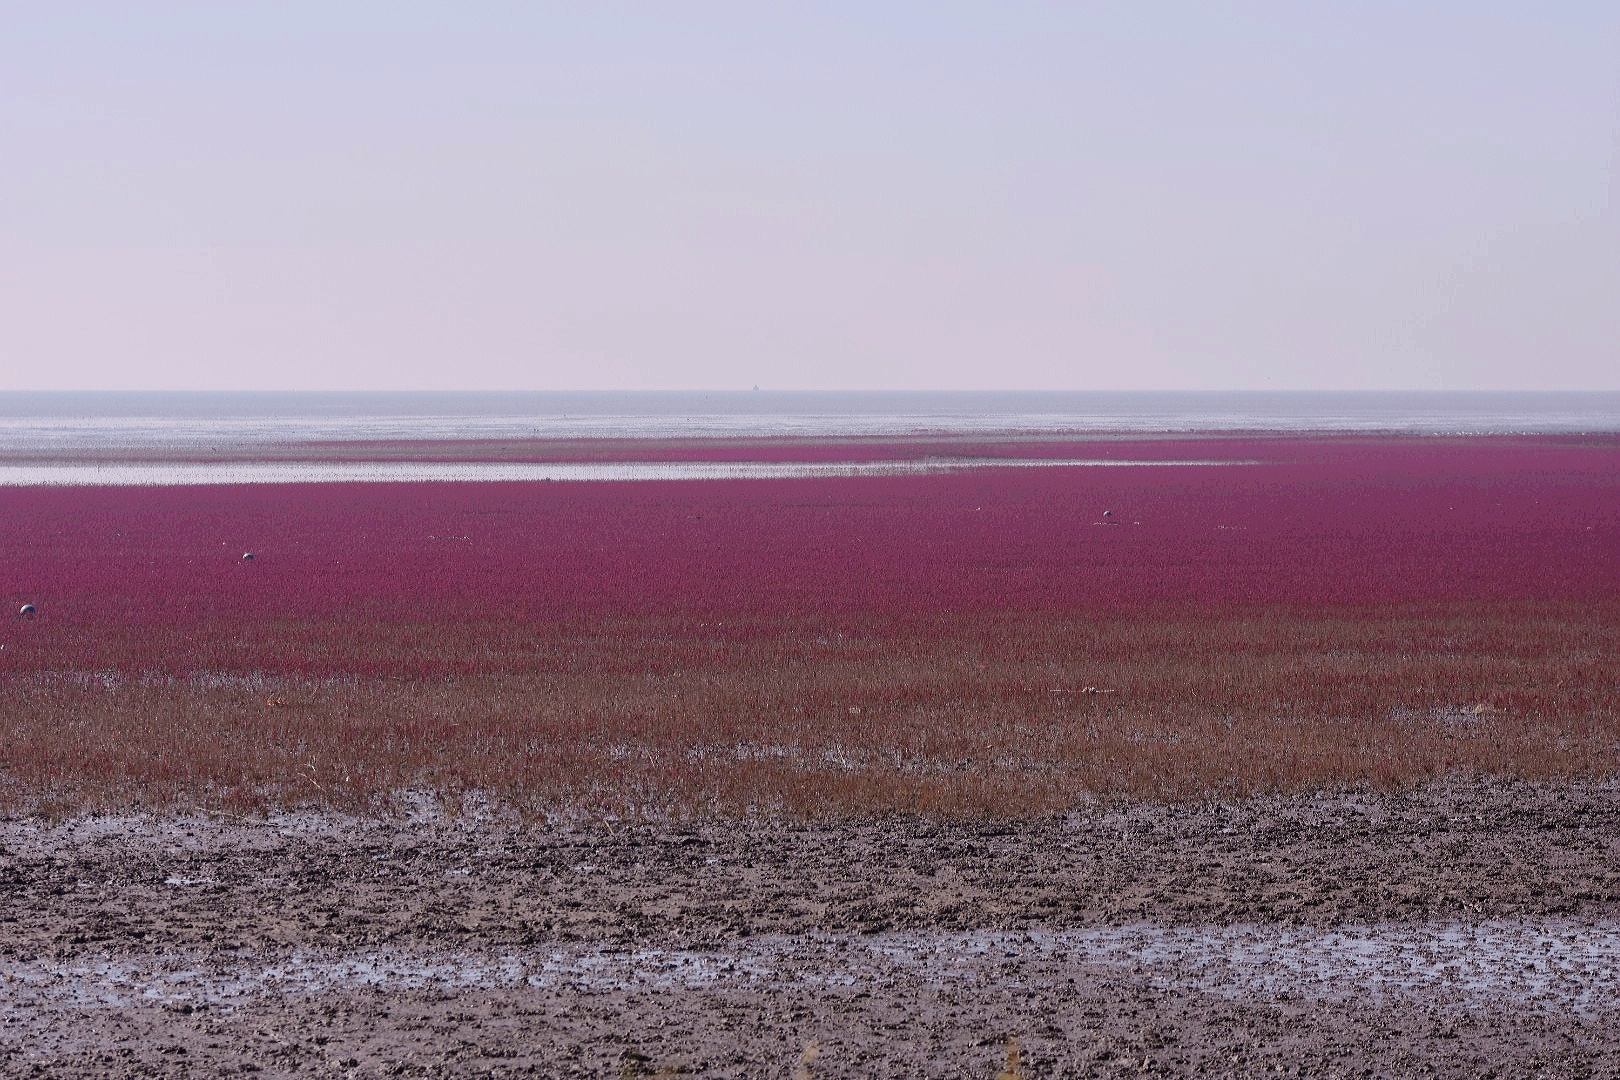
4,780,1620,1078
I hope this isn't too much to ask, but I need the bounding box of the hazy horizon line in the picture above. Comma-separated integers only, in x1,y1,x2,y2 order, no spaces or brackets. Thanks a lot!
8,389,1620,398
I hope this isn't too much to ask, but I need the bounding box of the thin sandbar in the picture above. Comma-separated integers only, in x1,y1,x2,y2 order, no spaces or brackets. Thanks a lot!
0,457,1251,486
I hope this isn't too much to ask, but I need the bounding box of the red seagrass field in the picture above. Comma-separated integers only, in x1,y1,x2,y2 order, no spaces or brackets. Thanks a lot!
3,434,1618,816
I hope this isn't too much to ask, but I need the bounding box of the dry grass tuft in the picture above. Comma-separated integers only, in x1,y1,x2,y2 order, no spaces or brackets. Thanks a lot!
792,1040,820,1080
996,1038,1023,1080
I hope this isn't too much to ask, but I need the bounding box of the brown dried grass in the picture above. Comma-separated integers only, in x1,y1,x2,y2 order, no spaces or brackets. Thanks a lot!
3,601,1617,819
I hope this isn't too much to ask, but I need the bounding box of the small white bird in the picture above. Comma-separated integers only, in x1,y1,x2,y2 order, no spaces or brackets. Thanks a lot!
241,552,255,562
18,603,37,618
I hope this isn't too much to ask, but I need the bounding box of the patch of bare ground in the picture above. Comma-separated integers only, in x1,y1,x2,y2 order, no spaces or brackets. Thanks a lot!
4,779,1620,1076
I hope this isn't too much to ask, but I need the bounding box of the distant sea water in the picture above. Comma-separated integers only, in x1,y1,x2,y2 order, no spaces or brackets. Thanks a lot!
1,390,1616,484
4,390,1620,447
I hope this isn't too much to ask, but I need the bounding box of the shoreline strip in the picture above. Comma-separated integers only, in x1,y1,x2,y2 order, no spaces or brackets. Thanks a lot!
0,458,1254,486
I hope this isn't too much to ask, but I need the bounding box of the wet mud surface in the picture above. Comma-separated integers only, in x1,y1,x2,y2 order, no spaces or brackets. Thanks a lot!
4,780,1620,1077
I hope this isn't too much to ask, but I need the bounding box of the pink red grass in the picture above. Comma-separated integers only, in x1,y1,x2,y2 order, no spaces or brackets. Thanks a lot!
2,436,1618,815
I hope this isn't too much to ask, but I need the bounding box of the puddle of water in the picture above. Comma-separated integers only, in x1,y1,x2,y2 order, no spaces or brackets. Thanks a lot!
4,920,1617,1013
0,458,1247,487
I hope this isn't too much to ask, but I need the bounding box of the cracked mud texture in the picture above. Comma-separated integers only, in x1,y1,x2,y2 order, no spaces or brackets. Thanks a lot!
4,779,1620,1077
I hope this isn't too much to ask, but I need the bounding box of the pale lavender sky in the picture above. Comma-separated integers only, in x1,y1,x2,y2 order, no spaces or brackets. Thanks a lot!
2,4,1616,391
